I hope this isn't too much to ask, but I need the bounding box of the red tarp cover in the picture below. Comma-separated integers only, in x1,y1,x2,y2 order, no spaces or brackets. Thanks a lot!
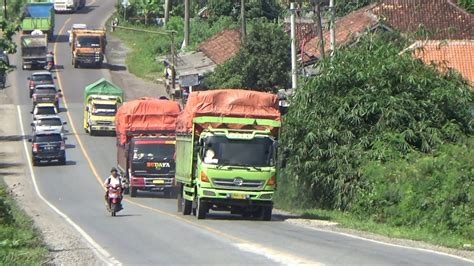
115,97,181,145
176,89,281,133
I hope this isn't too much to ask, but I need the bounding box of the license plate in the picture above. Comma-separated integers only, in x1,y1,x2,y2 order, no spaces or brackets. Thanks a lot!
42,98,49,100
231,193,246,199
152,179,165,184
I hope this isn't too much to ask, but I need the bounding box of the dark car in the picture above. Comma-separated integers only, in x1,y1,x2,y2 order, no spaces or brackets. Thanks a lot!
29,129,67,166
28,71,55,98
32,84,62,109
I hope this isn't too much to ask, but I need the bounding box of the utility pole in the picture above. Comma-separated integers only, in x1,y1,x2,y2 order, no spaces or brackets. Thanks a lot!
164,0,170,26
290,2,297,89
241,0,246,43
329,0,335,56
314,1,325,60
3,0,7,21
183,0,190,48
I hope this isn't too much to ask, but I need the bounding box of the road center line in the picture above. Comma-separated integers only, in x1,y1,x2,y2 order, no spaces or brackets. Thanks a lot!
52,11,320,266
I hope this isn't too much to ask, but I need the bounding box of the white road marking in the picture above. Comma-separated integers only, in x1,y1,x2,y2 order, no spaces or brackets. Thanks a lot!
291,223,474,263
235,243,323,266
17,105,121,265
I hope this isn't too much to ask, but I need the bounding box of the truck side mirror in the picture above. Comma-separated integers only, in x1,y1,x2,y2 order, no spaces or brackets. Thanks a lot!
27,77,30,80
63,121,67,125
30,122,34,126
28,138,32,142
85,106,89,111
54,76,57,79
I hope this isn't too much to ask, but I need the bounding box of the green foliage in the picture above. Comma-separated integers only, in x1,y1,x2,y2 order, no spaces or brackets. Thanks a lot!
203,21,290,92
334,0,377,16
458,0,474,13
208,0,282,22
355,139,474,242
279,32,473,210
130,0,163,25
0,184,47,264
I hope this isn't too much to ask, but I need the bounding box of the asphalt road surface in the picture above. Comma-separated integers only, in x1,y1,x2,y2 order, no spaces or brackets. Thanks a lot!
4,0,473,265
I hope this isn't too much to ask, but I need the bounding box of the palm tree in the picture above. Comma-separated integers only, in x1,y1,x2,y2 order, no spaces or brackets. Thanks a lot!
133,0,161,25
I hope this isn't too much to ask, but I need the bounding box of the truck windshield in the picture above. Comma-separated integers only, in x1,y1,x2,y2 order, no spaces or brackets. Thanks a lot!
92,104,116,115
38,118,62,126
35,88,56,94
203,136,274,167
133,144,174,161
36,107,56,115
77,36,101,48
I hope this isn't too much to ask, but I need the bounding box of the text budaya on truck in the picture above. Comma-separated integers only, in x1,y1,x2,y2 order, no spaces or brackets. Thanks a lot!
115,98,181,198
83,78,123,135
70,28,106,68
175,90,281,220
21,2,55,40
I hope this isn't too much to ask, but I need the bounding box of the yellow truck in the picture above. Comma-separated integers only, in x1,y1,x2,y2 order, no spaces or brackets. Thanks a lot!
83,78,123,136
71,28,106,68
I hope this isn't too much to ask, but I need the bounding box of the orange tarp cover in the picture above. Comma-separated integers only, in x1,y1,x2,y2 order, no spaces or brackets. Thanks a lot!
115,97,181,145
176,89,281,133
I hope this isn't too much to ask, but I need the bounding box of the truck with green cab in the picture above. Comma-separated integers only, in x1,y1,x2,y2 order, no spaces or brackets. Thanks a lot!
83,78,124,136
175,89,281,220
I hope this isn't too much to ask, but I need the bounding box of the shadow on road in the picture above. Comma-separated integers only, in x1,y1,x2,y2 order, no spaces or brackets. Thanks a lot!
112,214,141,218
53,34,69,43
103,63,127,72
0,135,27,142
131,190,177,199
65,144,75,149
58,107,68,113
76,5,97,14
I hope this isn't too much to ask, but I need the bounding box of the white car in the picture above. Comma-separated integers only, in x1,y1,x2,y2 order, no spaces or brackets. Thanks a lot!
32,103,59,121
68,23,87,45
31,115,67,134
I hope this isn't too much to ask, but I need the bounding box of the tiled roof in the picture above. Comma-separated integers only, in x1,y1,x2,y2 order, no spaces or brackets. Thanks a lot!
302,5,378,63
410,40,474,86
197,28,241,65
284,22,318,47
372,0,474,40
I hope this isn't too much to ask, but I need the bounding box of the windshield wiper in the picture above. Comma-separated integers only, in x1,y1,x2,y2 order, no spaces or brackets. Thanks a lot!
230,164,262,171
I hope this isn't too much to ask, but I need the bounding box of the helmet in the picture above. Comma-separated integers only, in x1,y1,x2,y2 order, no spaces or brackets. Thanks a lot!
110,167,118,173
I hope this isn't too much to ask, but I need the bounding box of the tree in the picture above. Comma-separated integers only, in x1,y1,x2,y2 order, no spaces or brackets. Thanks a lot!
0,21,19,76
204,21,290,92
132,0,162,25
208,0,281,22
278,32,473,210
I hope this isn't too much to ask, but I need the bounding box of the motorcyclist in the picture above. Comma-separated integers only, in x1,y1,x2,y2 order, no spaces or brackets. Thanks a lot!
46,51,55,70
103,167,125,209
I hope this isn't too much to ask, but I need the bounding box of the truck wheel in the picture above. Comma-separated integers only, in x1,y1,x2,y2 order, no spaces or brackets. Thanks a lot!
130,187,138,198
73,60,79,68
177,190,183,212
196,198,208,220
182,198,192,215
32,158,39,166
89,129,95,136
59,156,66,165
262,206,273,221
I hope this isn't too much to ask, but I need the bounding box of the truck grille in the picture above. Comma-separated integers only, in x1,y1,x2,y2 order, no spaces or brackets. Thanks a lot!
212,178,264,190
96,121,112,125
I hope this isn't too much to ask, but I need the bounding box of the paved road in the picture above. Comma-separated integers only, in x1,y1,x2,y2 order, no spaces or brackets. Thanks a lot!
4,0,473,265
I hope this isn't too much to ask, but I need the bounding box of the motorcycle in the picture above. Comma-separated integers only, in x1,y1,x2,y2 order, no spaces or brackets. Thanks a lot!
45,60,54,71
107,185,123,216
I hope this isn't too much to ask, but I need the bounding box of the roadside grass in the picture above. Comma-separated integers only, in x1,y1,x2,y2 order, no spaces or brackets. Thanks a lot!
276,206,473,250
0,181,48,264
109,16,237,81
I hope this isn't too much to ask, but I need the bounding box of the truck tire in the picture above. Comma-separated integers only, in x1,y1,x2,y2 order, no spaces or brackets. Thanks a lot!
73,59,79,68
196,198,208,220
183,198,192,215
177,190,183,212
262,206,273,221
89,129,95,136
32,158,39,166
130,187,138,197
59,156,66,165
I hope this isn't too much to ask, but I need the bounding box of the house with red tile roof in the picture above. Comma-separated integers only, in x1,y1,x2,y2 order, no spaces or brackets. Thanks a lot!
197,28,241,65
408,40,474,87
301,0,474,65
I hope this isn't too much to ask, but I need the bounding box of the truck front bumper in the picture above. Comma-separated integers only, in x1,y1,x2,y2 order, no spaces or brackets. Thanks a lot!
76,54,103,64
130,177,175,191
197,187,274,203
90,125,115,132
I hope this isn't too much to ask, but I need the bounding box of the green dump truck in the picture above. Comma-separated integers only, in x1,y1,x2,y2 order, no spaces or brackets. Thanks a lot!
22,2,55,40
175,90,282,220
83,78,124,136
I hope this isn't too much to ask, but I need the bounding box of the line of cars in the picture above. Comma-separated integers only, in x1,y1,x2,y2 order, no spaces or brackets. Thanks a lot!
27,71,68,166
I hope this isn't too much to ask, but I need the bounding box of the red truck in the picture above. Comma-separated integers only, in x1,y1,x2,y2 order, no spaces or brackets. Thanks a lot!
115,97,181,197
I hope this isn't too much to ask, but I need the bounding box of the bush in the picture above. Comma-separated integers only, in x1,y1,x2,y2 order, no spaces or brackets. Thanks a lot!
278,32,473,210
355,139,473,240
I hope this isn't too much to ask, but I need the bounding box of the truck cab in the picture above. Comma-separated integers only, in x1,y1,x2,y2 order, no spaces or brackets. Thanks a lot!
85,96,120,135
124,136,176,197
71,29,106,68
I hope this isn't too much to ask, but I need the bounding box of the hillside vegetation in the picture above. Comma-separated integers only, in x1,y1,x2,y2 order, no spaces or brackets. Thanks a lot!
276,32,473,248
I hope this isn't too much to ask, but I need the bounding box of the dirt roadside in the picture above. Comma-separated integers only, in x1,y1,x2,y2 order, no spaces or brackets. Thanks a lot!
0,92,99,264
